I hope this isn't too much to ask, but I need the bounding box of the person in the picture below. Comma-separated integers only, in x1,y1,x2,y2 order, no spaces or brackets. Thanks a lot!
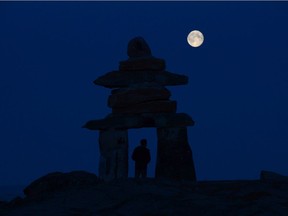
132,139,151,178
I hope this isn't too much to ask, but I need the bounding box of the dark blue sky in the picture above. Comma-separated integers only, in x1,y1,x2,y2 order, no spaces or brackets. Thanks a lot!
1,2,288,186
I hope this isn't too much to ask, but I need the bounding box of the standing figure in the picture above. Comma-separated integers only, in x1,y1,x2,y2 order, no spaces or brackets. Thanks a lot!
132,139,151,178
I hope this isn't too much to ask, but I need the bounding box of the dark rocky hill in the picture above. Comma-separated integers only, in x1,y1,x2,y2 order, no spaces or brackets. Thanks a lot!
1,170,288,216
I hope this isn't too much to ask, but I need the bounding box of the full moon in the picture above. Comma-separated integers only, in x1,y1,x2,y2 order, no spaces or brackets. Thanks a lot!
187,30,204,47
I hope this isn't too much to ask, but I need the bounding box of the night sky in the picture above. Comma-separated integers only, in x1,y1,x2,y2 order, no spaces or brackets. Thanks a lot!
1,2,288,187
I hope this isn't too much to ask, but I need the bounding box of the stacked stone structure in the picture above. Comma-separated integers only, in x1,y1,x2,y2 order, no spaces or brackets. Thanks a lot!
84,37,196,181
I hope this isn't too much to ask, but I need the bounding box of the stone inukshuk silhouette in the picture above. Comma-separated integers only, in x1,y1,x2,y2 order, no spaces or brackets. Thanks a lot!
83,37,196,181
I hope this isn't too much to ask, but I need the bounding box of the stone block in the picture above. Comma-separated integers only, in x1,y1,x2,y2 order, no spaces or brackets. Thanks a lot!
93,70,188,88
82,113,194,130
127,37,152,58
155,127,196,181
112,100,177,114
108,87,171,108
119,57,166,71
153,113,195,127
98,129,128,181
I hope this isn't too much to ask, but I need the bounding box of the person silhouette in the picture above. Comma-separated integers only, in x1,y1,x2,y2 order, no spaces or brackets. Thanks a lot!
132,139,151,178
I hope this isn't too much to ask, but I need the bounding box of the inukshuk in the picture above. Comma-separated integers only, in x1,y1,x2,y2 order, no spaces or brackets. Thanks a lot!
84,37,196,181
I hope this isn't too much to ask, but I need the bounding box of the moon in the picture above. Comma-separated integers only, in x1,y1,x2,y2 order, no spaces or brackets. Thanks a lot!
187,30,204,47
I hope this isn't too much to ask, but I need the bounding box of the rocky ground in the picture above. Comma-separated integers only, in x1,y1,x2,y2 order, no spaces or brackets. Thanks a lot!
1,171,288,216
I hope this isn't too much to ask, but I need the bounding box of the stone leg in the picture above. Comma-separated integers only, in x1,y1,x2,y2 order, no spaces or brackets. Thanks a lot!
156,127,196,181
98,129,128,181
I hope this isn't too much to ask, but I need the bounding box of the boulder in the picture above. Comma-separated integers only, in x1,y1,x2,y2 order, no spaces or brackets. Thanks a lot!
153,113,195,127
260,170,288,182
127,37,152,58
156,127,196,181
93,70,188,88
23,171,98,198
111,82,163,92
98,129,128,181
82,113,194,130
108,86,171,108
83,114,144,130
112,100,177,114
119,57,165,71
